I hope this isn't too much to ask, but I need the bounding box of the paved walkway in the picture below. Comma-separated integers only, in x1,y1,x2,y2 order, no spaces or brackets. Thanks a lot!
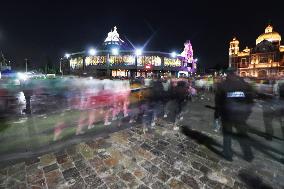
0,119,283,189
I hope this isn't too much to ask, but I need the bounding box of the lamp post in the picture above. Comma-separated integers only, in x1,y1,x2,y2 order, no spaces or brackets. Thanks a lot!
59,58,63,76
25,58,28,73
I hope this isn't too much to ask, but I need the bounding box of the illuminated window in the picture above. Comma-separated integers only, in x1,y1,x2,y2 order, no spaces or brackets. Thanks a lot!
70,57,83,69
123,55,135,65
85,56,107,66
259,56,268,63
164,58,181,67
137,56,162,66
109,55,123,64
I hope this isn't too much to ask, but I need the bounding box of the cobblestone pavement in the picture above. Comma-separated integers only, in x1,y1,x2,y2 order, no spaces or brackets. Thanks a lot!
0,119,283,189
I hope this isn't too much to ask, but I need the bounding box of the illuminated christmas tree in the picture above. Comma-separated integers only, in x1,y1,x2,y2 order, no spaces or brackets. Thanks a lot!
181,40,194,63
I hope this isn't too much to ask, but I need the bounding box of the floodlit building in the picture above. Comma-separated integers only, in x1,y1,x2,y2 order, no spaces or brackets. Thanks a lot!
229,24,284,78
62,26,197,78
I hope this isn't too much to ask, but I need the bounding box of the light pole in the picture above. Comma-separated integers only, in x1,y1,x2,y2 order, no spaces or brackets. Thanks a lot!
25,58,28,72
59,58,63,76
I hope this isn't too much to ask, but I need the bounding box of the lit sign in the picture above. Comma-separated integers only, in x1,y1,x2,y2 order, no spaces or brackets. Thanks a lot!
227,91,245,98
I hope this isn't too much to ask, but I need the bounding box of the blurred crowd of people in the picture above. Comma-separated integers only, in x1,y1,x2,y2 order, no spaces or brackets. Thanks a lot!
1,72,284,162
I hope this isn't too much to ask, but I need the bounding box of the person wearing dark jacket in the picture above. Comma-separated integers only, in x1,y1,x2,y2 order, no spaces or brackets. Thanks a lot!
215,69,254,161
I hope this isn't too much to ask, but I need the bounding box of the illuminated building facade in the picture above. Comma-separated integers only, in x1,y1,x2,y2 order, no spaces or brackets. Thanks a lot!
63,27,197,77
229,24,284,78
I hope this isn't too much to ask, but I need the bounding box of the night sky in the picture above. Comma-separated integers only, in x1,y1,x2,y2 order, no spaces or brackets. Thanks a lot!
0,0,282,70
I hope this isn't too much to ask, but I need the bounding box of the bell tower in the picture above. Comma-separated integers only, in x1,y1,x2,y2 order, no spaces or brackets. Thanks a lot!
229,37,239,68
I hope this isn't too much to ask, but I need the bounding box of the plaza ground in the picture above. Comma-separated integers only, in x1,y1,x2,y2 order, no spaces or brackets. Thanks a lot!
0,92,283,189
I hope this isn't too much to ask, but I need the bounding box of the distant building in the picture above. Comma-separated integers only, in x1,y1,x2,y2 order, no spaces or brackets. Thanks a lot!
229,24,284,78
0,52,11,71
63,26,197,78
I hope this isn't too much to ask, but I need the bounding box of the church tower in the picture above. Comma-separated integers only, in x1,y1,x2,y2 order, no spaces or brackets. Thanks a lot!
229,37,239,68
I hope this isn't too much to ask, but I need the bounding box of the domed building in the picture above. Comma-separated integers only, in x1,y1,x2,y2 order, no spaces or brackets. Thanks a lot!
62,26,197,78
229,24,284,78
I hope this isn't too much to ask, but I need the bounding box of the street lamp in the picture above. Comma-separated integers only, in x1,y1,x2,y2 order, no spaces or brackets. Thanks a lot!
64,53,70,59
171,51,177,58
111,48,119,55
88,48,97,56
135,48,142,56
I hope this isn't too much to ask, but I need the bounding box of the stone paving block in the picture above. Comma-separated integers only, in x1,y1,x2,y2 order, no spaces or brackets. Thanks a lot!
185,167,203,179
132,168,146,179
97,184,108,189
110,164,126,175
104,157,119,168
157,140,170,147
66,145,78,156
159,162,180,177
97,165,110,174
62,167,80,181
6,178,27,189
12,170,26,182
191,161,203,170
84,174,104,187
0,175,7,186
74,159,88,171
40,153,56,166
151,180,169,189
141,174,158,186
181,174,200,189
8,163,25,176
156,170,170,183
27,178,46,188
59,160,74,171
25,157,40,166
56,154,69,164
123,149,135,158
79,166,95,178
232,181,247,189
150,148,164,157
101,175,119,185
128,137,138,143
43,163,59,173
140,160,160,175
97,149,112,159
150,157,163,166
127,181,140,189
27,166,44,185
143,139,157,147
137,184,150,189
168,178,188,189
69,177,86,189
109,180,127,189
200,165,212,174
137,148,154,161
79,143,94,160
70,152,84,161
199,176,220,188
45,170,65,189
117,171,136,183
140,143,153,151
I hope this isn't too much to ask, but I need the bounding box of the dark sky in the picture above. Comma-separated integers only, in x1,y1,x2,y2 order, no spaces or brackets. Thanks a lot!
0,0,282,70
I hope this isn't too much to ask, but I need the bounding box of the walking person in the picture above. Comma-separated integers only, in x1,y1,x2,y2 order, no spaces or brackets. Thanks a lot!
173,79,189,130
215,68,255,161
